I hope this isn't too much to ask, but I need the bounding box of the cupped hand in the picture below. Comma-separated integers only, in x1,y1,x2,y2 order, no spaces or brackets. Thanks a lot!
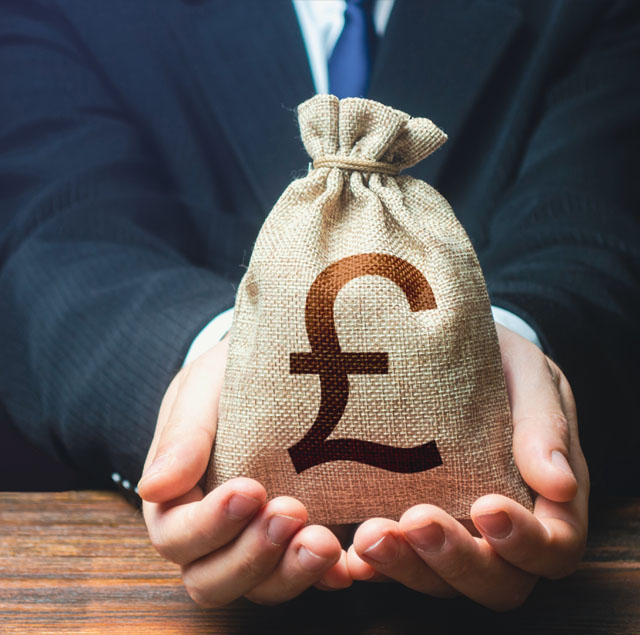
137,336,351,607
347,323,590,611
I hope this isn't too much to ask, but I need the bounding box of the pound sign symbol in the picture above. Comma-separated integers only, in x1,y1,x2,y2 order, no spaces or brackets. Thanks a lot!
288,253,443,474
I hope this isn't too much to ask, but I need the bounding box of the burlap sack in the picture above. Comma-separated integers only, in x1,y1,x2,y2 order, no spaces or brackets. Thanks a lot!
205,94,532,524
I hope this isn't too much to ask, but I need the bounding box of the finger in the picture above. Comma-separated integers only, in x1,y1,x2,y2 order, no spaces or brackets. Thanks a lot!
498,327,578,502
555,369,590,495
353,518,457,597
143,478,266,566
471,493,588,579
399,505,538,611
138,338,229,502
181,496,306,608
345,544,388,582
315,549,352,590
245,525,342,604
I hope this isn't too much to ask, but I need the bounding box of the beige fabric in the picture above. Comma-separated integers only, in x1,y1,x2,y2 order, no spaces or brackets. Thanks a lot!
205,95,532,524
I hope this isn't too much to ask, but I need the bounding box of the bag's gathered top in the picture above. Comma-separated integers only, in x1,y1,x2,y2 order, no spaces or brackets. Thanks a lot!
304,94,447,176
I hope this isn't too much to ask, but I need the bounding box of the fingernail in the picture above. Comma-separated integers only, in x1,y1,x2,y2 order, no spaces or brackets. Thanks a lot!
551,450,574,477
475,511,513,539
139,454,172,483
267,514,303,545
363,534,399,564
405,522,446,553
298,545,327,571
226,494,261,521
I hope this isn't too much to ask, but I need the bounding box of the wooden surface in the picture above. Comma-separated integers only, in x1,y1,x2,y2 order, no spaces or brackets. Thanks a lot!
0,492,638,634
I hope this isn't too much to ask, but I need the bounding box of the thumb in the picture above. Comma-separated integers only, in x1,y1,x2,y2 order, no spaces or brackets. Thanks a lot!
499,327,578,503
137,337,229,503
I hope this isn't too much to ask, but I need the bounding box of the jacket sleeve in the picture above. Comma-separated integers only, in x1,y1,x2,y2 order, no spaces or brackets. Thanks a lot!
0,4,236,484
482,2,640,493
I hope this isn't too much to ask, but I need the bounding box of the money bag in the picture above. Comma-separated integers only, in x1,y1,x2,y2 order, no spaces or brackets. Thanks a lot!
205,94,532,524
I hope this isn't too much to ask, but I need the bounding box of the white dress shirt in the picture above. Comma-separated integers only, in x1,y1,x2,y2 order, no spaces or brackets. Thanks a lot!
183,0,541,364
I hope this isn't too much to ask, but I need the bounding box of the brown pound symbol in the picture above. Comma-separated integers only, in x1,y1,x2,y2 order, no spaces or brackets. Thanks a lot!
288,253,443,474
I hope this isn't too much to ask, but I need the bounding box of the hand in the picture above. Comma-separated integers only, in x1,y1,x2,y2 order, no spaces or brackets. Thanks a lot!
347,323,590,611
137,336,351,607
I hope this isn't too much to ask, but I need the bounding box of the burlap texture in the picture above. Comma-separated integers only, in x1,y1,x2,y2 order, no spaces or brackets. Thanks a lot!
205,94,532,524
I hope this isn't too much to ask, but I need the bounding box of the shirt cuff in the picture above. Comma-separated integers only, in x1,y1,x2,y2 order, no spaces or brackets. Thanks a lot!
491,305,543,350
183,307,234,366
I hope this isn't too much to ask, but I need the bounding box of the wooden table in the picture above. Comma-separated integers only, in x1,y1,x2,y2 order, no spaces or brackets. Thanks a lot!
0,492,638,634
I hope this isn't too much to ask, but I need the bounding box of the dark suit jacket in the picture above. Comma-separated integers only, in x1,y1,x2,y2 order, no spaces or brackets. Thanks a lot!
1,0,638,493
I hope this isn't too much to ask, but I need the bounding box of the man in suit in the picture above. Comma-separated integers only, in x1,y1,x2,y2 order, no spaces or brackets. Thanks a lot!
0,0,637,609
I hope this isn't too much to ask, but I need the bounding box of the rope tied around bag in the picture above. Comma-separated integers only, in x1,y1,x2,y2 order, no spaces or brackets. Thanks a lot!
313,155,401,176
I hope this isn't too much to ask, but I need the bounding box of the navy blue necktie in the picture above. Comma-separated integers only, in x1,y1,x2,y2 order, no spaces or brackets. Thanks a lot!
328,0,377,99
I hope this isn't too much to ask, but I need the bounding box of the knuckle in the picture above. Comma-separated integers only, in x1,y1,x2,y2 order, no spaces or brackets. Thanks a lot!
186,585,223,609
150,538,174,562
279,573,309,598
400,567,428,591
245,571,309,605
185,584,208,607
146,523,164,551
544,530,586,580
184,505,216,545
194,422,215,449
188,521,215,547
182,571,226,609
405,568,454,597
148,525,181,563
492,578,537,612
235,551,268,582
547,411,571,448
438,554,472,582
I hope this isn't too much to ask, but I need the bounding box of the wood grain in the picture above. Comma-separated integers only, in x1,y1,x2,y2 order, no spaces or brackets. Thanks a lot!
0,492,638,634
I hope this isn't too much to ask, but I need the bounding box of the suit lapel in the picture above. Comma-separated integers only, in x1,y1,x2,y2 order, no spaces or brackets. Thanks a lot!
369,0,524,185
176,0,523,209
179,0,315,212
